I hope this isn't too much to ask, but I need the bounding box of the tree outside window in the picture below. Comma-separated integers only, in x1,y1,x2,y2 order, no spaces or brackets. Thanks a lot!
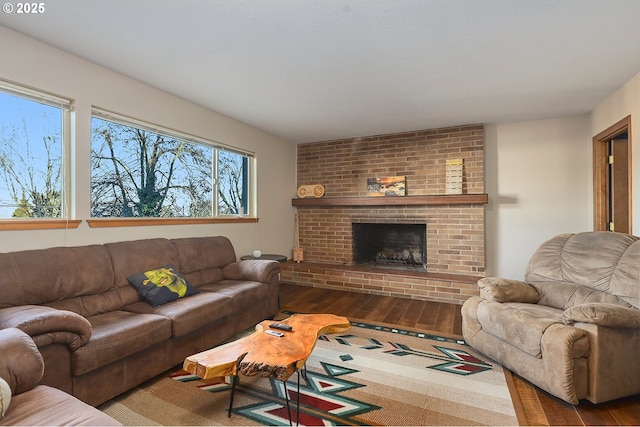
0,85,253,221
90,114,251,218
0,90,65,219
218,150,249,215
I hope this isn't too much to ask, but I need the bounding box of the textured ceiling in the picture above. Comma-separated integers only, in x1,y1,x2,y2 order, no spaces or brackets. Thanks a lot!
2,0,640,143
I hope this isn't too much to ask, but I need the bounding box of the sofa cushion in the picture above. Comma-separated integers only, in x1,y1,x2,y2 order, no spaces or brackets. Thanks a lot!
105,239,180,307
476,301,565,358
200,280,271,311
172,236,236,269
562,303,640,328
127,266,199,307
181,268,225,288
526,232,640,309
610,238,640,309
171,237,236,287
124,291,234,337
0,385,121,426
558,232,636,289
532,281,631,310
0,245,114,311
72,311,171,376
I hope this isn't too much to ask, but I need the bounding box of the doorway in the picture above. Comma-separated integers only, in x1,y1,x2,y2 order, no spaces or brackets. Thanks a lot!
593,116,632,233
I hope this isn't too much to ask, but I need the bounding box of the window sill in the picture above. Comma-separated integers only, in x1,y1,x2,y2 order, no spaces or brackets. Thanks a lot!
0,219,82,230
0,217,258,230
86,217,258,228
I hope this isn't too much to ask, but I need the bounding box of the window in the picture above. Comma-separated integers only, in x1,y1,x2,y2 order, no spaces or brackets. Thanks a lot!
0,81,70,219
217,150,249,215
90,109,253,218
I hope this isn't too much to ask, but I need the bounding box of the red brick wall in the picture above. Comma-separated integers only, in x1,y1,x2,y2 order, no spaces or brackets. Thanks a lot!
283,124,485,304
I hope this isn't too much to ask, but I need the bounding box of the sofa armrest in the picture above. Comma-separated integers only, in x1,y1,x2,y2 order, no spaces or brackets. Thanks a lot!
0,306,91,350
0,328,44,395
477,277,540,303
222,260,281,284
562,303,640,328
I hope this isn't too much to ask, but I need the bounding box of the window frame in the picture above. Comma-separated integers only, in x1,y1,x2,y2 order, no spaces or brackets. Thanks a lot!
0,79,75,230
89,107,256,224
0,84,258,231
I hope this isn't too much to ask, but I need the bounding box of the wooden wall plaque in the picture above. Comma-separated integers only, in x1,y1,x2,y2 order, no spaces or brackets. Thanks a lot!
297,184,325,198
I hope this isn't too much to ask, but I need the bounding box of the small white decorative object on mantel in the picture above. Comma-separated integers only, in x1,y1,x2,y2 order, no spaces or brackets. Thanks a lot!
297,184,325,198
445,159,464,195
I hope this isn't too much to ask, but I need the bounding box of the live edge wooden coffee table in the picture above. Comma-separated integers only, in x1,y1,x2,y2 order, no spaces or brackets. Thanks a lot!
183,313,351,424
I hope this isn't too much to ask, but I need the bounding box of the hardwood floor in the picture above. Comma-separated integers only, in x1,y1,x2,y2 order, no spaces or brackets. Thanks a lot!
279,283,640,426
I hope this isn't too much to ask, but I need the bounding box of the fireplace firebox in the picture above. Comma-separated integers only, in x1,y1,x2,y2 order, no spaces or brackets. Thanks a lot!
352,223,426,269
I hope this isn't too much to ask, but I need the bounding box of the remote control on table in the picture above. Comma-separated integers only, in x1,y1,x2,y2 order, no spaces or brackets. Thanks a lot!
269,323,293,331
265,329,285,337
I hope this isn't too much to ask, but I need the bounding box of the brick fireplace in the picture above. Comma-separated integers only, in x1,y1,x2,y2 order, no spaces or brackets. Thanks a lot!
280,124,486,305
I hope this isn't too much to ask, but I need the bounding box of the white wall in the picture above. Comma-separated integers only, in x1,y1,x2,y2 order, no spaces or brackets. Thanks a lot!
0,26,297,257
591,71,640,235
485,72,640,280
485,115,592,279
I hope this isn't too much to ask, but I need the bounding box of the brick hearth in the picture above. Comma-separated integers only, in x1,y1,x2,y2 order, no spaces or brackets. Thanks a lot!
282,124,485,305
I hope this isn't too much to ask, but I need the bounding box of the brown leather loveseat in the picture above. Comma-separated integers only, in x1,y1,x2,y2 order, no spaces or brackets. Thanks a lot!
0,236,281,407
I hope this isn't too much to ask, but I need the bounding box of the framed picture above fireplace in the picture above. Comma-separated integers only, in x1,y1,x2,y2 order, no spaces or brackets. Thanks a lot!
366,176,406,197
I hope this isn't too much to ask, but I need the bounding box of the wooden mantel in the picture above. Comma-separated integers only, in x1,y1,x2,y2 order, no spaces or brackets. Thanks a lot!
291,193,488,207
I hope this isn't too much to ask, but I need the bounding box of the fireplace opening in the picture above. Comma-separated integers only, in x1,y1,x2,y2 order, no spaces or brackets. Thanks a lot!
352,223,426,270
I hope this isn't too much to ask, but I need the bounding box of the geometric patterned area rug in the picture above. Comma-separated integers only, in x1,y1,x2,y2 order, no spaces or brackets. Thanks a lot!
99,318,517,426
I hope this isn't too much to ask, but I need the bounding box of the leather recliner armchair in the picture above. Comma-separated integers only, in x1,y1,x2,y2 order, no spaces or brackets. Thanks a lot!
462,231,640,404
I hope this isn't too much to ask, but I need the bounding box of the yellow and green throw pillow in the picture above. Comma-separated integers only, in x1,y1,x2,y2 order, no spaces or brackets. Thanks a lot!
128,265,198,307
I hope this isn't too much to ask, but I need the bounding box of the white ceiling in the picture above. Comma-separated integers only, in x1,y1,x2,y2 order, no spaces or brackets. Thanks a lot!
2,0,640,143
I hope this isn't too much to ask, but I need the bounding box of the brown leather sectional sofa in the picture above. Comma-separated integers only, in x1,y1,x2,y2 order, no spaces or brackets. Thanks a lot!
0,236,281,408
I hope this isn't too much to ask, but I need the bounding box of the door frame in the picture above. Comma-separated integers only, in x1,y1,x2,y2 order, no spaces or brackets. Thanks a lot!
593,115,632,232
